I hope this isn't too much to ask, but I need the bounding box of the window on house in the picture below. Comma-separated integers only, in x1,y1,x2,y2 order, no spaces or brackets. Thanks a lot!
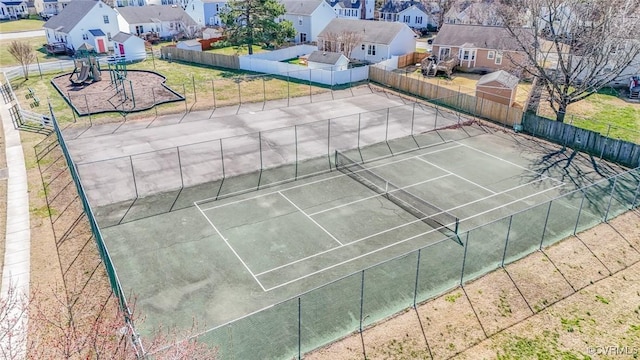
107,32,112,41
361,43,365,50
216,4,219,11
403,15,410,23
298,16,302,25
487,50,495,59
416,16,422,24
340,42,345,52
368,44,376,55
82,33,88,40
495,52,503,65
300,33,306,43
103,15,109,24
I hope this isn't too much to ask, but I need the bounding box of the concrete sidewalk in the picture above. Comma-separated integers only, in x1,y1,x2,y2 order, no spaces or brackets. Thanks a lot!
0,99,31,359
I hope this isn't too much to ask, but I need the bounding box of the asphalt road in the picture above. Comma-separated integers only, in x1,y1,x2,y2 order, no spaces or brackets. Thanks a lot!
0,29,45,41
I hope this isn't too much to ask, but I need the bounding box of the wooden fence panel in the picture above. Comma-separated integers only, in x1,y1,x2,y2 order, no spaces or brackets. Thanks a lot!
160,47,240,69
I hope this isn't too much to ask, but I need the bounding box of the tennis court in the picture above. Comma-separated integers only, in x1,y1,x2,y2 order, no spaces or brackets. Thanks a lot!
95,126,633,344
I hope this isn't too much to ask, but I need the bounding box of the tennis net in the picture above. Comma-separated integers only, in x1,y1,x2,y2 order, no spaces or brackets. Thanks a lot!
335,151,461,244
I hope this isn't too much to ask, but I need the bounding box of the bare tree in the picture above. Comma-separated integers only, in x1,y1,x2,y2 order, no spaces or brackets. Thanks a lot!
8,41,36,81
319,31,364,58
0,282,30,360
499,0,640,122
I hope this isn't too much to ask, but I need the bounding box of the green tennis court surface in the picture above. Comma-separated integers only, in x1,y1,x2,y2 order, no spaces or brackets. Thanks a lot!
95,125,636,354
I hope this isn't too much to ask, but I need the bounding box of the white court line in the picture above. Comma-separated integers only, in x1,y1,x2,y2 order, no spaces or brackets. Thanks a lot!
278,191,344,246
194,202,267,291
415,157,497,195
455,142,564,184
199,144,464,212
255,177,563,278
308,173,453,216
261,226,444,292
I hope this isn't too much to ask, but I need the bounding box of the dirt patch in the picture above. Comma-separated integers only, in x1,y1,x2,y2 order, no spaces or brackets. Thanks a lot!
306,210,640,359
50,70,185,116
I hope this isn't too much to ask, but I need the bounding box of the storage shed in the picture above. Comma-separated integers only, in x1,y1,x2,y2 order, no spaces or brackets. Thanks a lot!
112,32,147,62
307,50,349,71
475,70,519,106
176,39,202,52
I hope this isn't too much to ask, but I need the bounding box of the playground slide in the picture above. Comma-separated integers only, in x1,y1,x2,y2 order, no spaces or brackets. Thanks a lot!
72,65,90,84
91,65,102,81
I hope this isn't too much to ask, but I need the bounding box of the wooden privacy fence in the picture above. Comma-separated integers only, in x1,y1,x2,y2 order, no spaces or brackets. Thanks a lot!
160,47,240,69
369,66,524,127
397,52,429,68
523,114,640,168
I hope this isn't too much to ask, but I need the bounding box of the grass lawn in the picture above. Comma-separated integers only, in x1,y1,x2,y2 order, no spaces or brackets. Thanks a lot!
285,57,306,66
0,36,63,67
207,45,269,56
0,19,44,33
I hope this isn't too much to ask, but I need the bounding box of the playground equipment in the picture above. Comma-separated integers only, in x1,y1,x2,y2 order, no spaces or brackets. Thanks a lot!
107,58,135,108
421,55,459,78
630,76,640,100
69,50,102,86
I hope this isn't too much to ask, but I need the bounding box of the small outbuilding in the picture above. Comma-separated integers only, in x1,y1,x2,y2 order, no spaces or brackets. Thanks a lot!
307,50,349,71
475,70,519,106
176,39,203,52
112,32,147,62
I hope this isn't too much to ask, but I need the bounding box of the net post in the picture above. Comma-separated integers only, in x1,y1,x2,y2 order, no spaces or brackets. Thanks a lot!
631,175,640,210
219,138,226,178
434,104,438,130
385,107,390,142
298,297,301,360
192,74,197,103
129,155,139,199
501,215,513,267
327,119,331,170
359,270,365,333
212,79,216,109
539,201,553,250
176,146,184,188
411,102,415,136
259,131,263,171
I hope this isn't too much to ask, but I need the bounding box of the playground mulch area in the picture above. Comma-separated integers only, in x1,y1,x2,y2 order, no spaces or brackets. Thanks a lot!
51,70,185,116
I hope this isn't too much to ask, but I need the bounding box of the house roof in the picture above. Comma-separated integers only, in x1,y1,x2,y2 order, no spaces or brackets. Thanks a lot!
180,39,201,46
117,5,197,27
379,0,427,14
112,31,136,42
43,0,57,3
325,0,360,10
2,1,26,5
477,70,519,89
203,27,223,36
88,28,105,36
281,0,323,16
318,19,412,45
433,24,532,51
43,0,99,33
308,50,346,65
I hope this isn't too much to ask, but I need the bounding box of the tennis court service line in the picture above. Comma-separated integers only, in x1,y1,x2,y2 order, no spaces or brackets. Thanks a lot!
199,144,464,212
194,202,266,291
455,142,564,184
415,157,497,195
278,191,344,246
307,173,453,217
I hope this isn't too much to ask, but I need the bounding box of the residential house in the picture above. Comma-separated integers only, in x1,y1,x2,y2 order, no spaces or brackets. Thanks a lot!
43,0,120,52
184,0,227,26
443,1,502,26
114,0,147,7
281,0,336,43
0,0,28,19
325,0,374,20
307,50,349,70
116,5,199,39
147,0,190,8
475,70,519,106
34,0,69,17
431,23,532,73
378,0,436,29
317,18,416,63
112,31,147,61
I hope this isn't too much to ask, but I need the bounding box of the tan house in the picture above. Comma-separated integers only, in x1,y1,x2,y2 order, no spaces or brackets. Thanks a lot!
432,24,533,74
475,70,519,106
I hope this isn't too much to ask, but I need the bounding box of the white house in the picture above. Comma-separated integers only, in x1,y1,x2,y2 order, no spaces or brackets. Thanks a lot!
281,0,337,43
318,18,416,63
116,5,199,39
147,0,189,8
112,31,147,61
325,0,375,20
114,0,147,7
379,0,436,29
307,50,349,70
184,0,227,26
0,0,28,19
34,0,64,17
43,0,120,52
